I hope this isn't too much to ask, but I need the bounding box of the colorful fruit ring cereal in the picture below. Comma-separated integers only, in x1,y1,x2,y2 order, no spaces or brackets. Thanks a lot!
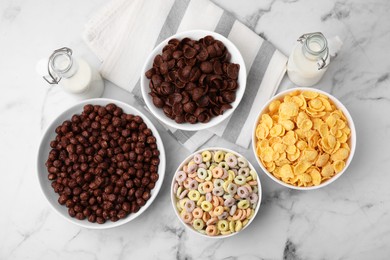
172,148,260,237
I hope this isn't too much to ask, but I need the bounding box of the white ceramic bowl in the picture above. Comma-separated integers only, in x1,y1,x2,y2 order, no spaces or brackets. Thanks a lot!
37,98,166,229
252,87,356,190
141,30,247,131
171,147,261,238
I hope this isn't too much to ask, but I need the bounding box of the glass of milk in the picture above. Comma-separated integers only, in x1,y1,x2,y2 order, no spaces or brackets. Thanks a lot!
287,32,330,87
43,47,104,99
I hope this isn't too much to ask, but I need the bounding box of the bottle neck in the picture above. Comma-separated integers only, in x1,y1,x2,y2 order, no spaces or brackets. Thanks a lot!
50,51,78,79
301,33,328,61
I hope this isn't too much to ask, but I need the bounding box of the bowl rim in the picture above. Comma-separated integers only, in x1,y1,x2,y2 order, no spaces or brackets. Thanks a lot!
36,98,166,229
140,29,247,131
170,147,262,238
251,87,356,190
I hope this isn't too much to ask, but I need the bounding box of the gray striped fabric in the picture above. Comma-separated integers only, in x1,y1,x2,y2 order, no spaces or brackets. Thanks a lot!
222,41,276,143
131,0,281,150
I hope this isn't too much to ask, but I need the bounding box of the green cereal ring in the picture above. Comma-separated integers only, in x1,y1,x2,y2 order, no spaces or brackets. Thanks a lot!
213,179,224,188
198,183,206,194
193,219,205,230
201,201,213,212
197,168,208,179
250,170,257,180
202,151,212,162
237,157,248,167
217,220,229,232
213,151,225,162
218,162,229,170
223,193,233,200
238,199,250,209
188,190,201,201
234,175,246,185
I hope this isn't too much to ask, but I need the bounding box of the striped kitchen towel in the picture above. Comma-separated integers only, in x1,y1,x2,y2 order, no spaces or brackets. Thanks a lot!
84,0,287,152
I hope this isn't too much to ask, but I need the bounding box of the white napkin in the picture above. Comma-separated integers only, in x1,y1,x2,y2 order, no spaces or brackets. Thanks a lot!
84,0,287,152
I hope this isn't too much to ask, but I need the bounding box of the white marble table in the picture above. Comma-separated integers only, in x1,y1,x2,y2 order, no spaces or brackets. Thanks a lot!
1,0,390,259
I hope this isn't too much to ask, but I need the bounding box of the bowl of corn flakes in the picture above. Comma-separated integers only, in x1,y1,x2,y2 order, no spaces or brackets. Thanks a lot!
252,88,356,190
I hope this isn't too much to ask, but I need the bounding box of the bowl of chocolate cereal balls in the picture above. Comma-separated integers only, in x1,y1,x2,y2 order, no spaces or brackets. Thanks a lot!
37,98,166,229
252,87,356,190
171,147,261,238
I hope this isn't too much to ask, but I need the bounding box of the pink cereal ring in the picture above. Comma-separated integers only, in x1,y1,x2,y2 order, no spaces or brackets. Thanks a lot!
188,179,199,190
249,193,259,204
212,167,224,178
237,186,249,198
224,197,235,207
198,163,207,169
193,154,202,164
188,163,198,174
230,205,237,216
179,189,189,199
221,168,228,179
218,212,228,220
226,154,238,167
206,192,212,202
185,199,196,213
176,171,187,183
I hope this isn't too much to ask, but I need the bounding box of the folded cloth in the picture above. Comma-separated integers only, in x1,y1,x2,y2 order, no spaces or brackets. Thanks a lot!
84,0,287,151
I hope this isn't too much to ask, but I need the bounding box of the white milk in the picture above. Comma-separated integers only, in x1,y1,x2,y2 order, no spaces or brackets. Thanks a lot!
287,33,330,87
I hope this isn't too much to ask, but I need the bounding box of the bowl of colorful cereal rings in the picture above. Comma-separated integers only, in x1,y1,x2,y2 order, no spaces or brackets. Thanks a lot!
252,87,356,190
171,147,261,238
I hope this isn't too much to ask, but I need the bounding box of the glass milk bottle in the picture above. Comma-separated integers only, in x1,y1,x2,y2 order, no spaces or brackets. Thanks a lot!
43,47,104,99
287,32,330,87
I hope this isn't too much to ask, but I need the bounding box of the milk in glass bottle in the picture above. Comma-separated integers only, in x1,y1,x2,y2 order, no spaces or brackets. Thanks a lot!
287,32,330,87
43,47,104,99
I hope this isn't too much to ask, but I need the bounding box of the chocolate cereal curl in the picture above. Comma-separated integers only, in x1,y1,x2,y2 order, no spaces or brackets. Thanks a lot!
145,35,240,124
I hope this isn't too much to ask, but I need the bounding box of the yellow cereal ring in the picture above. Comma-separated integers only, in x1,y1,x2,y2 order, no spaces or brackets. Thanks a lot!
213,151,225,162
205,170,213,181
213,206,224,216
238,200,250,209
196,195,206,206
242,219,249,227
227,170,235,181
201,201,213,212
192,207,204,219
188,190,200,201
221,231,232,236
235,220,243,232
201,151,212,162
179,198,189,210
229,221,235,232
217,220,229,232
193,219,204,230
206,225,218,236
